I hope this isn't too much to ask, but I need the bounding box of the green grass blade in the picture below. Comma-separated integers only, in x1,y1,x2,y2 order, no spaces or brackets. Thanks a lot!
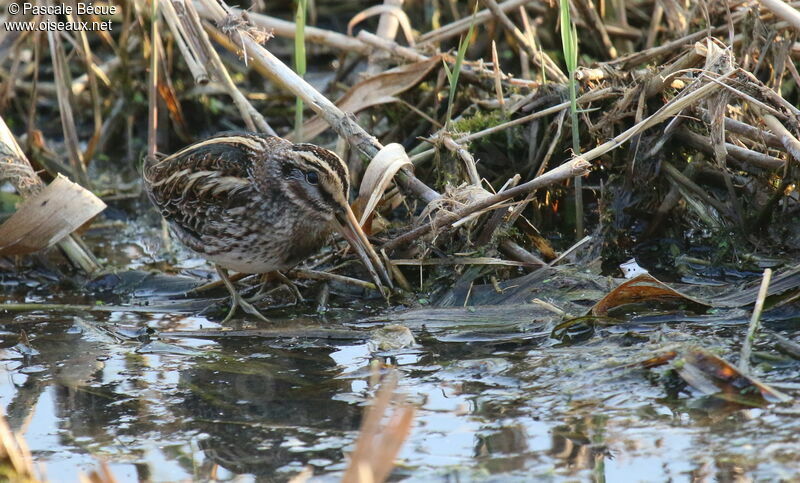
294,0,307,141
444,4,478,130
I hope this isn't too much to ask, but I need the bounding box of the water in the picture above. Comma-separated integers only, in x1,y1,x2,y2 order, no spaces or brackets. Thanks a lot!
1,224,799,482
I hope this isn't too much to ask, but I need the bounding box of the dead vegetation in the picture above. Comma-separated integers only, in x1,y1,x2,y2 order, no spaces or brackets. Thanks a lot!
0,0,798,295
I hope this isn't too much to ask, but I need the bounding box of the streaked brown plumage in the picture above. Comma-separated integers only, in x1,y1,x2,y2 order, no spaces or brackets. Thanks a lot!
143,132,391,321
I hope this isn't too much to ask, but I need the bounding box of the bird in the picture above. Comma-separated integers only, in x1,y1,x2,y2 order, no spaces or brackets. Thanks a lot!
143,132,392,322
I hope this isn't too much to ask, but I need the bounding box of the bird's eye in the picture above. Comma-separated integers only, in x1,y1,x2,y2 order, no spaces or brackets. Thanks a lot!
305,171,319,184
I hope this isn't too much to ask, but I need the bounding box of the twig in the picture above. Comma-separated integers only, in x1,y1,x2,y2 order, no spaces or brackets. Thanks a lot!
762,113,800,164
480,0,568,83
677,129,785,170
760,0,800,33
292,268,378,291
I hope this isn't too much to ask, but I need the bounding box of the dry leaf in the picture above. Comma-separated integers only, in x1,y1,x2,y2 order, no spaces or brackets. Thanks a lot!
357,143,412,227
347,5,415,46
298,56,441,140
0,174,106,256
675,347,792,405
590,273,710,316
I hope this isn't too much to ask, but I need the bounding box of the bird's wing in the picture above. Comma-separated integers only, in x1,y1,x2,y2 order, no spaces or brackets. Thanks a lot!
144,133,288,251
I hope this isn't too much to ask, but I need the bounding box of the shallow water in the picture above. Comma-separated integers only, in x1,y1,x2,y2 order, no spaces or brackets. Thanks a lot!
1,222,799,482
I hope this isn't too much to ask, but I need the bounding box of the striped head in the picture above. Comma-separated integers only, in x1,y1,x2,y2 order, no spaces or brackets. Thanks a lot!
260,140,393,291
264,143,350,221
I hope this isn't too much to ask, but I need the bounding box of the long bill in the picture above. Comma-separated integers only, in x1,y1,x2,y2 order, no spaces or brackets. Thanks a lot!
334,205,394,294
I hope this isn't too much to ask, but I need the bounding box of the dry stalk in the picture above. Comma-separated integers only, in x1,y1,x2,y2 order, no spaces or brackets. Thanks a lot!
677,129,785,170
175,0,276,135
480,0,568,83
364,0,408,75
410,87,617,165
762,113,800,163
570,71,736,167
760,0,800,32
356,30,539,89
418,0,535,46
292,268,377,291
440,134,481,185
739,269,773,374
573,0,617,59
161,0,210,84
46,25,91,188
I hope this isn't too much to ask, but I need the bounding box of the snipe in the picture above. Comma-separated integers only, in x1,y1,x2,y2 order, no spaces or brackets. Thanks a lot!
143,133,392,321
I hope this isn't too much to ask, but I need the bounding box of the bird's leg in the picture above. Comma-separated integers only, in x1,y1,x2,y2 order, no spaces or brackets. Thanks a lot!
246,271,303,305
274,271,303,304
215,265,269,323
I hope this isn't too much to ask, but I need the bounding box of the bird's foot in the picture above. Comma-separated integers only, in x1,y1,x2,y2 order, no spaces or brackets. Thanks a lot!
246,272,303,305
216,265,270,323
222,292,270,323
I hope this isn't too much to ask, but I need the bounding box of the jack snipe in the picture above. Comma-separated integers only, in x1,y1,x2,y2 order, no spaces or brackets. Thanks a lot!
143,133,392,321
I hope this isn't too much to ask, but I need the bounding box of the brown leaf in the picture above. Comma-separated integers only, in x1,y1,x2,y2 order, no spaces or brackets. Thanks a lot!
675,347,792,406
0,175,106,256
590,273,710,316
298,56,441,140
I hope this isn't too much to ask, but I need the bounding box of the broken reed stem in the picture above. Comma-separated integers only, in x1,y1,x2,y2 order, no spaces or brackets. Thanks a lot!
0,117,100,274
739,268,773,374
172,0,277,135
161,0,210,84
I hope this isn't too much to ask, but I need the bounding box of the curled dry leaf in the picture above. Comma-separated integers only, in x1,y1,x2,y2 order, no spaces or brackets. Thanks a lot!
298,55,441,140
347,5,416,46
357,143,412,227
590,273,710,316
0,174,106,256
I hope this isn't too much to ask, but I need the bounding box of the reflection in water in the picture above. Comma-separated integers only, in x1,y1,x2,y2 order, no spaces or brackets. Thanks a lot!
176,345,362,478
0,301,798,481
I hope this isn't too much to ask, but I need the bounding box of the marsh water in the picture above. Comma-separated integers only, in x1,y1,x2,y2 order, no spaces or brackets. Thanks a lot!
1,215,800,482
